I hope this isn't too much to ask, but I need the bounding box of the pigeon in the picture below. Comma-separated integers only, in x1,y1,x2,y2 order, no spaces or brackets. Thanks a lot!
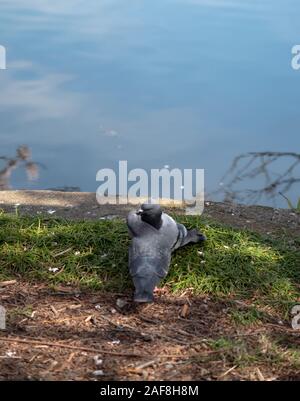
127,203,206,303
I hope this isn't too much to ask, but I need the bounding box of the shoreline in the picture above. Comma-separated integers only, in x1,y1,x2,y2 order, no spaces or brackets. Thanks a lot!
0,190,299,237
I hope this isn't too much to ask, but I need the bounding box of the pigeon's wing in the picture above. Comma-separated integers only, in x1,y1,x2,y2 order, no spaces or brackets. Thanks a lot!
158,213,180,247
171,223,188,250
127,211,149,237
158,213,192,251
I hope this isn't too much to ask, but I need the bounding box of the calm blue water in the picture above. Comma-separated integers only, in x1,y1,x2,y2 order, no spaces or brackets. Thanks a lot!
0,0,300,206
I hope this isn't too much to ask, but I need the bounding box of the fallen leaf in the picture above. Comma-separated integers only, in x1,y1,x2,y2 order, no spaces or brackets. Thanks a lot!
180,303,190,318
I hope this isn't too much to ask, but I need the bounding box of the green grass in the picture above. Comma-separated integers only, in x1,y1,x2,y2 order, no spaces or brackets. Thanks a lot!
230,308,266,326
279,192,300,213
204,334,300,371
0,212,299,314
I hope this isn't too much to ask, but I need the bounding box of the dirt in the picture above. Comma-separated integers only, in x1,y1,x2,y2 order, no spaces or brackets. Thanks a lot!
0,190,299,237
1,281,299,381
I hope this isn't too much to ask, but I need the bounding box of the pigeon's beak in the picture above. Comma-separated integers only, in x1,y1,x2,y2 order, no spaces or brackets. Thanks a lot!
136,209,143,215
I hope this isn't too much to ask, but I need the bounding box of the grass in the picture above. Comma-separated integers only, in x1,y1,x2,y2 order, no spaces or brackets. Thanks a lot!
204,334,300,372
0,211,299,315
230,308,266,326
182,332,300,377
279,192,300,213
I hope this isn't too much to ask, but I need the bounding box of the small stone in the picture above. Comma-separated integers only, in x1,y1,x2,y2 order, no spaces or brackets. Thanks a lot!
99,215,118,220
116,299,127,309
5,351,17,358
93,355,103,366
92,370,104,376
48,267,59,273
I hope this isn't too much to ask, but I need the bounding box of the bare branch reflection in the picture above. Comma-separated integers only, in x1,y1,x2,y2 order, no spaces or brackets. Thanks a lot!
216,152,300,204
0,146,42,190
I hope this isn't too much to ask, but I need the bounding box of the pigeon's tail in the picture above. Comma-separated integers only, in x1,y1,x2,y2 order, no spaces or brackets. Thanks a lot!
173,224,206,250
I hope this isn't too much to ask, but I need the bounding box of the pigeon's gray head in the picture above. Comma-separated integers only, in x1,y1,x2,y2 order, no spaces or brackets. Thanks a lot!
133,274,158,303
137,203,162,229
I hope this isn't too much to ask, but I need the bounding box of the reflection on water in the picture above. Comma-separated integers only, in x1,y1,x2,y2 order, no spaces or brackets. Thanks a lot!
215,151,300,205
0,0,299,205
0,146,41,190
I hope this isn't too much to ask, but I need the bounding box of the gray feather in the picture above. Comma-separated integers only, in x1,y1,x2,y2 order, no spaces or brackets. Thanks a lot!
127,205,205,302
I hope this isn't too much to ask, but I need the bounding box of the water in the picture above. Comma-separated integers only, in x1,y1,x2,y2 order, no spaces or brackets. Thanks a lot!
0,0,299,206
